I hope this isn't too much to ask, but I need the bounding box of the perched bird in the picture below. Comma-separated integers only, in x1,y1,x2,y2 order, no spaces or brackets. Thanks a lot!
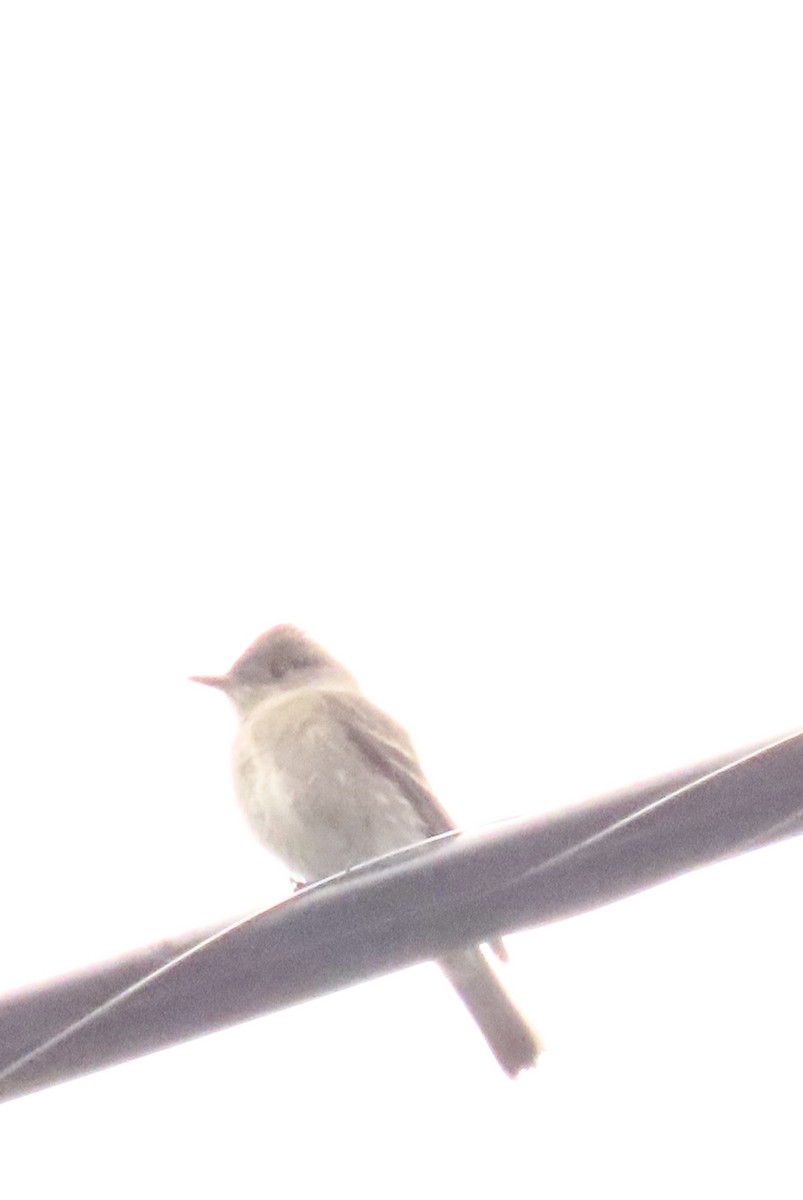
192,624,540,1077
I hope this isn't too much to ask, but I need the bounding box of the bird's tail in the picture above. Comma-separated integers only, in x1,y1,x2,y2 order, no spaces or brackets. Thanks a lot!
439,947,542,1078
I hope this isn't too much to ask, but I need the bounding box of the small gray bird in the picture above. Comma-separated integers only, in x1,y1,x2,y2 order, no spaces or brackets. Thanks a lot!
192,624,540,1077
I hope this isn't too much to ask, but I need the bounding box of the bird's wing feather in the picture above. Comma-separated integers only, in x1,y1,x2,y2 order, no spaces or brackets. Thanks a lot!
319,691,456,836
320,691,508,961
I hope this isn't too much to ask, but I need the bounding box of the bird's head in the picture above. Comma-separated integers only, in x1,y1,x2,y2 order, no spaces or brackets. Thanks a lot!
191,625,356,714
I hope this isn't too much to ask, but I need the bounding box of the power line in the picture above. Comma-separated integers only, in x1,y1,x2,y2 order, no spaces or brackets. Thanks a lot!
1,728,801,1104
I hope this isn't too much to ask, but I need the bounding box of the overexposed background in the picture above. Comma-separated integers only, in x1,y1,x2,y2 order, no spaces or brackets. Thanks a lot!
1,3,801,1196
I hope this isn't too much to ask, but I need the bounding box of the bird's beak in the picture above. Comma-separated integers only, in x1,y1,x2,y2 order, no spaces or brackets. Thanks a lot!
189,674,230,691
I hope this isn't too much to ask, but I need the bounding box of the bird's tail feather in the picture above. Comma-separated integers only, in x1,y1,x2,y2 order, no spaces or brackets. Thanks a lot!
439,947,541,1078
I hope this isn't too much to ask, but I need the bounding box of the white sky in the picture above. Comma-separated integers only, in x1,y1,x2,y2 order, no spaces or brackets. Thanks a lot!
1,3,801,1196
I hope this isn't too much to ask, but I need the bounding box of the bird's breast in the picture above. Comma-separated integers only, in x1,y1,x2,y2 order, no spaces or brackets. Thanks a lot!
230,689,428,882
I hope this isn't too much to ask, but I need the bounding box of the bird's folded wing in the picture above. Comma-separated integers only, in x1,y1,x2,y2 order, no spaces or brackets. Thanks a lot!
319,691,508,961
319,691,456,837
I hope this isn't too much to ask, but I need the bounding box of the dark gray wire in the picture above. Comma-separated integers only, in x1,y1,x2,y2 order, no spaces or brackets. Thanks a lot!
1,728,801,1103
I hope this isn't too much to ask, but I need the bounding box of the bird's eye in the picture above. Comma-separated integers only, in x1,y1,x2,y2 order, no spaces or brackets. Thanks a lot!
269,652,290,679
271,646,316,678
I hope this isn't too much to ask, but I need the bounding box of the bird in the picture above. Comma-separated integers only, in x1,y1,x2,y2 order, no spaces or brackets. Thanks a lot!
192,624,540,1077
